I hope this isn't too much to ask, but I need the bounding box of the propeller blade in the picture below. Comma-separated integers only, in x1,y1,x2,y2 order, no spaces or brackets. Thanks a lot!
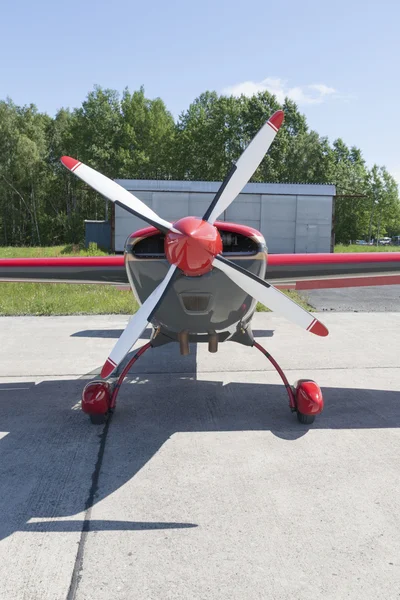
213,255,328,337
61,157,176,234
101,265,177,378
203,110,284,224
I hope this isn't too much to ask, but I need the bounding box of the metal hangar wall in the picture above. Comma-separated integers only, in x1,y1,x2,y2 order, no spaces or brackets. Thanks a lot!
112,180,336,253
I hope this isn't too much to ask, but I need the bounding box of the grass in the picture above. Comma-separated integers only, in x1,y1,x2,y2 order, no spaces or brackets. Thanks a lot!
2,243,400,259
0,243,315,315
0,282,314,316
0,283,138,316
0,242,110,258
256,290,314,312
334,244,400,253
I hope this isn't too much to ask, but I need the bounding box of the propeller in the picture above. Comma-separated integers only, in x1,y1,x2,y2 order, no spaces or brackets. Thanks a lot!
60,157,177,234
213,255,328,336
61,109,328,378
203,111,284,224
100,265,177,378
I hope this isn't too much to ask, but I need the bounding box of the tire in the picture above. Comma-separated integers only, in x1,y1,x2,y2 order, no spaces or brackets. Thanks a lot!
297,411,315,425
89,413,108,425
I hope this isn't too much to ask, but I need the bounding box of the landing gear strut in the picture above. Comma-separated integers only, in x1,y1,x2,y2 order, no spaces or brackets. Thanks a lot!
82,339,323,425
253,341,324,424
81,342,152,424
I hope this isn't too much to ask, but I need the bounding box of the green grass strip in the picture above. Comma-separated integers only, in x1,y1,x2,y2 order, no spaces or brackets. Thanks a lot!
334,244,400,253
0,283,314,316
0,243,109,258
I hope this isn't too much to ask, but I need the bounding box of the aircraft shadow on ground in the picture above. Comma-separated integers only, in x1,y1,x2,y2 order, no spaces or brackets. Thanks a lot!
71,328,151,339
0,341,399,542
70,329,275,339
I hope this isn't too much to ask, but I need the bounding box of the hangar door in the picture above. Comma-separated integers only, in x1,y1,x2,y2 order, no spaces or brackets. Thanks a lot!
294,196,332,253
260,194,332,253
260,195,296,253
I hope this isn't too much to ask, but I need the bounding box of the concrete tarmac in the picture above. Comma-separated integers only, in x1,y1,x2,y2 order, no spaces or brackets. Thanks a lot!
1,313,400,599
304,284,400,312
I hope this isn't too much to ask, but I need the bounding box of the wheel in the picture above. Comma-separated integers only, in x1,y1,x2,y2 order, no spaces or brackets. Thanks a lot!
297,411,315,425
89,413,108,425
82,381,111,423
294,380,323,422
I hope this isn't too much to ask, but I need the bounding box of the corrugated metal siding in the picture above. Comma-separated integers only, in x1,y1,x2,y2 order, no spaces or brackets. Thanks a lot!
85,220,112,250
114,180,336,253
295,196,333,253
260,195,297,253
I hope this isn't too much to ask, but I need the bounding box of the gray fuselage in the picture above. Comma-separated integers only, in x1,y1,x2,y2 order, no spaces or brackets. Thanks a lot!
125,222,267,347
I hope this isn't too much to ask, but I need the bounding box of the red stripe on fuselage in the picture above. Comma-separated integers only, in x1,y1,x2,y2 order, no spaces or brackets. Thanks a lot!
0,257,124,268
2,252,400,269
268,253,400,266
296,274,400,290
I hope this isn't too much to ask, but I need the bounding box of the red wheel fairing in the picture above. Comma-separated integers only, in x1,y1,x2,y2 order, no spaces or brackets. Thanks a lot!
295,380,324,416
81,381,111,415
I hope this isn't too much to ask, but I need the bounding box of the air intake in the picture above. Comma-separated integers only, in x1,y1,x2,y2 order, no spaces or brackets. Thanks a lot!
180,293,211,313
130,229,259,258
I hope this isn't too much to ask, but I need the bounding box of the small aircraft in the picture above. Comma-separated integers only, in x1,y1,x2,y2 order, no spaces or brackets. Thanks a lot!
60,110,328,426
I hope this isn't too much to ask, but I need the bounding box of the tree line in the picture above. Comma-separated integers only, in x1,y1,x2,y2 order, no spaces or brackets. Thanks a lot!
0,85,398,247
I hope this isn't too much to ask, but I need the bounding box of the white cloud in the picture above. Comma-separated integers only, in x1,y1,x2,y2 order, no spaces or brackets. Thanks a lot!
222,77,339,105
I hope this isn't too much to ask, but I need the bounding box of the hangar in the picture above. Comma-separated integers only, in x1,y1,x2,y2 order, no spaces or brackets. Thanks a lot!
87,180,336,254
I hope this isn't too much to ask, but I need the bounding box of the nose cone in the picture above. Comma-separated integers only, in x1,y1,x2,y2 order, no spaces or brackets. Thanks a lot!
173,216,205,237
165,217,222,276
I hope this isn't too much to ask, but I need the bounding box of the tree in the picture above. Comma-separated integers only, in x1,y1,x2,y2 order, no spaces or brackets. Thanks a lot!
0,100,50,245
119,86,175,179
0,86,398,247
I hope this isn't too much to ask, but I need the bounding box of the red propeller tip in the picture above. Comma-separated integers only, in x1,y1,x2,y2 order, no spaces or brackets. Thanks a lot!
101,358,117,378
61,156,81,171
268,110,285,131
309,320,329,337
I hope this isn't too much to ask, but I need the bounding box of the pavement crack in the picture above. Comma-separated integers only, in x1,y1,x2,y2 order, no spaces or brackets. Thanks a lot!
66,414,112,600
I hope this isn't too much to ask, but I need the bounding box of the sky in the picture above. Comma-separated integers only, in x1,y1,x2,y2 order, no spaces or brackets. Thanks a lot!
1,0,399,183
